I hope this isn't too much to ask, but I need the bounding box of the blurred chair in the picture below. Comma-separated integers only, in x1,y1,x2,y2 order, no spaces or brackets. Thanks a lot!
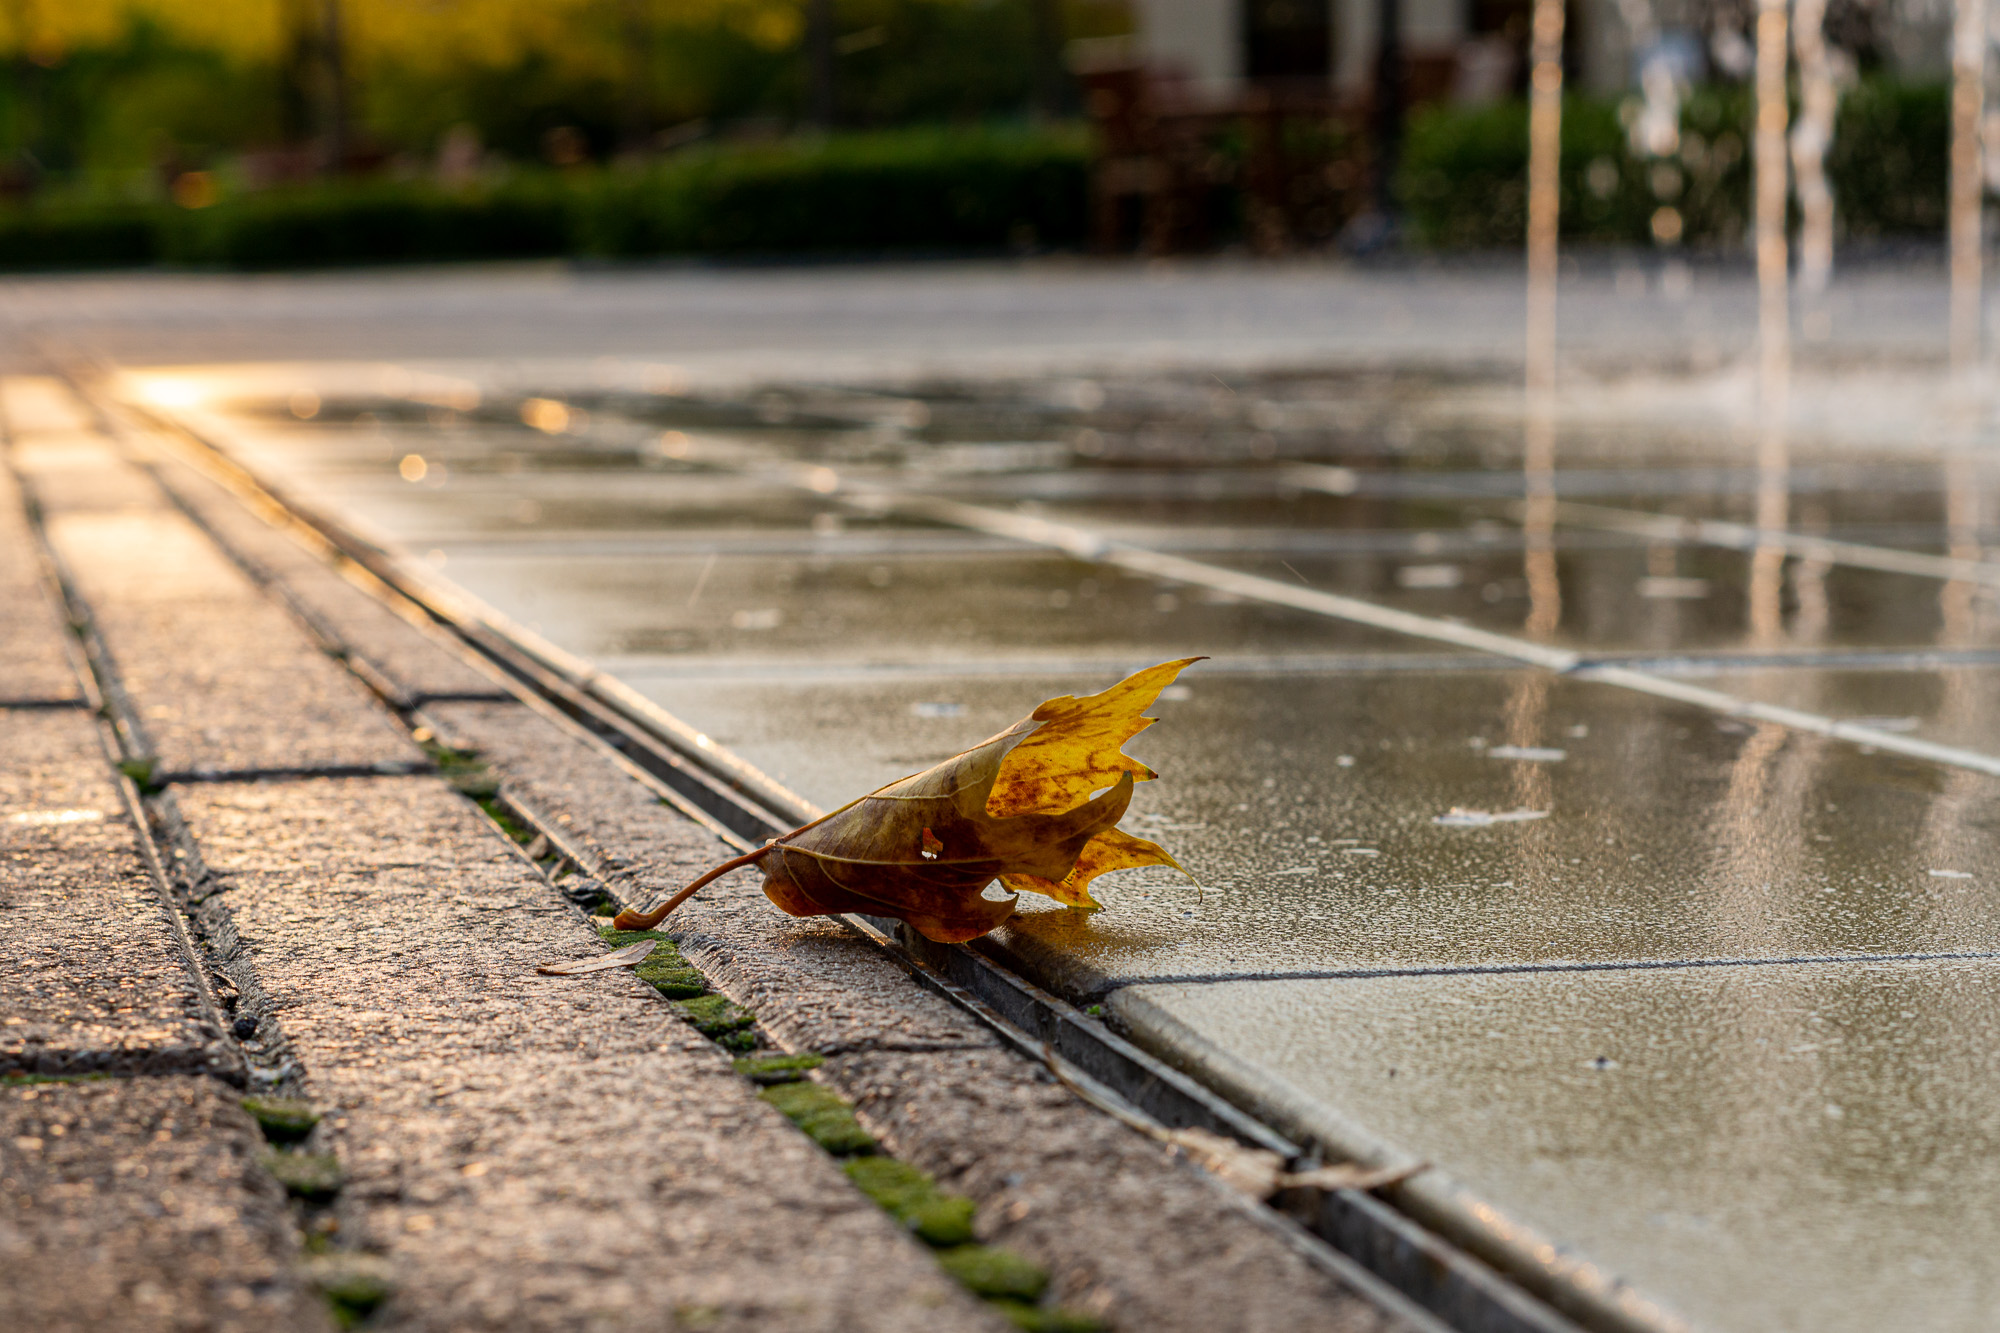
1077,52,1371,255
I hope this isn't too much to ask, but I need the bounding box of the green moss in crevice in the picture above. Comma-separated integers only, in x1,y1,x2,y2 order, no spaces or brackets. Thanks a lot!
264,1150,343,1201
758,1081,876,1156
309,1257,393,1330
988,1301,1108,1333
733,1052,823,1085
598,927,708,998
675,993,758,1051
117,757,160,792
935,1245,1049,1302
447,770,501,799
426,741,500,798
242,1096,319,1144
844,1156,977,1246
475,797,535,845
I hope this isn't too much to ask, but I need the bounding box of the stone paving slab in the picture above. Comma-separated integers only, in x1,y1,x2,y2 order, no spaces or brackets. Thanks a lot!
417,699,1427,1333
0,375,94,435
43,508,420,777
1,708,232,1079
0,465,84,705
142,446,509,705
172,774,1001,1333
1110,959,2000,1333
11,434,165,512
0,1075,332,1333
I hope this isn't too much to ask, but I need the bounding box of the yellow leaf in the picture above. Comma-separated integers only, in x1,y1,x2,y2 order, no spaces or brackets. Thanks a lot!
1000,827,1185,910
985,657,1202,818
613,659,1199,943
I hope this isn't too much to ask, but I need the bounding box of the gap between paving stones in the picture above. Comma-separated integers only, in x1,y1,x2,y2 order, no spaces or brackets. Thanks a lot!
1540,498,2000,589
1053,949,2000,997
160,774,1007,1333
1,452,342,1326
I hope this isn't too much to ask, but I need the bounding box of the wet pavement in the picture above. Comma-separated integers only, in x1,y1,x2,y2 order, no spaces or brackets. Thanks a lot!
1,367,1432,1333
14,258,2000,1330
143,342,2000,1333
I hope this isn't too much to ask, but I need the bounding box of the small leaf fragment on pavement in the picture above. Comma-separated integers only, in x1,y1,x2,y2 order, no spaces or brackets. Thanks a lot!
535,939,657,975
1433,807,1550,828
1163,1126,1289,1197
614,657,1204,942
1282,1160,1428,1193
1484,745,1566,762
1162,1126,1426,1200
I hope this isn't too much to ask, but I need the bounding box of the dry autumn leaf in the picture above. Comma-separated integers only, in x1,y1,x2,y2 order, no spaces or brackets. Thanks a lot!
1162,1127,1426,1200
613,657,1202,942
536,939,658,975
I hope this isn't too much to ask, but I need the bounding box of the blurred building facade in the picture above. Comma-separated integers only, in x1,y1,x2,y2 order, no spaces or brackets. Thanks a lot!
1123,0,1950,106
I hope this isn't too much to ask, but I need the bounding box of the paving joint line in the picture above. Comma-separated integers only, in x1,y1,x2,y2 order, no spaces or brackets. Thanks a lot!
156,761,436,786
1,451,252,1091
1082,949,2000,997
1545,498,2000,587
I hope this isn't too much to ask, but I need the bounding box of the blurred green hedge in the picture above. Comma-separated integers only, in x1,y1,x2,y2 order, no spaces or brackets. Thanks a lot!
0,92,1953,267
573,127,1089,256
1399,79,1947,250
0,126,1089,270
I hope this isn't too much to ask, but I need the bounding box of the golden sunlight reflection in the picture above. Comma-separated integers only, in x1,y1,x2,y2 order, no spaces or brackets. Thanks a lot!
134,376,206,410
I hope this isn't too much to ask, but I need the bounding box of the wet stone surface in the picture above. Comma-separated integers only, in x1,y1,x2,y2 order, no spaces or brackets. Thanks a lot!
432,547,1421,668
173,774,999,1333
1111,959,2000,1333
0,1075,331,1333
0,709,232,1078
44,508,420,777
629,667,2000,995
173,358,2000,1331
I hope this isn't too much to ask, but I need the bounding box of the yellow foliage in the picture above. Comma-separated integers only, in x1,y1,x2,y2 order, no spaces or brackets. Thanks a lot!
0,0,807,69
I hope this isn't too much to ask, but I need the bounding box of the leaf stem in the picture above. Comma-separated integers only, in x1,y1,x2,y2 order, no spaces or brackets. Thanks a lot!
610,846,774,930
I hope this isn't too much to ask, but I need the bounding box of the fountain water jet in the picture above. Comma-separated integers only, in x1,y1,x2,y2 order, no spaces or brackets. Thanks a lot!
1523,0,1566,639
1951,0,1987,380
1751,0,1792,645
1791,0,1842,295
